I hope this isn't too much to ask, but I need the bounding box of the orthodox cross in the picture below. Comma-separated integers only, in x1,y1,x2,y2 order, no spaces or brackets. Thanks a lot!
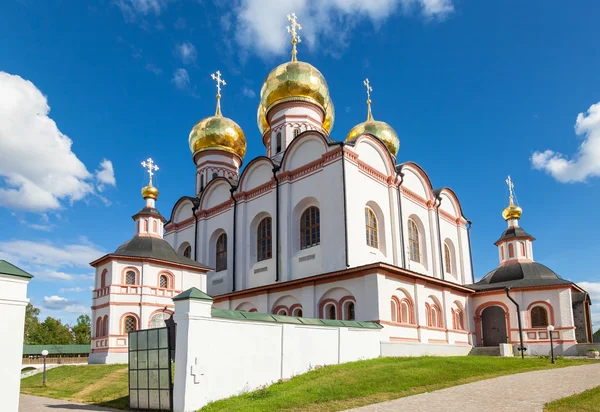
364,78,374,121
211,70,226,97
141,158,159,185
506,175,514,201
286,13,302,61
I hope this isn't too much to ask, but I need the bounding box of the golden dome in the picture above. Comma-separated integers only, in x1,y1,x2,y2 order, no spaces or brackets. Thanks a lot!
502,199,522,221
257,60,334,135
346,104,399,156
141,184,159,200
189,109,246,160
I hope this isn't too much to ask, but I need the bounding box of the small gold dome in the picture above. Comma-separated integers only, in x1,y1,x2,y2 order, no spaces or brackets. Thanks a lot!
346,119,400,156
502,202,522,221
189,114,246,160
141,184,159,200
258,61,334,135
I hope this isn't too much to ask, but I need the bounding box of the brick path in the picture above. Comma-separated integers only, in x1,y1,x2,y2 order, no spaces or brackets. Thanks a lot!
347,363,600,412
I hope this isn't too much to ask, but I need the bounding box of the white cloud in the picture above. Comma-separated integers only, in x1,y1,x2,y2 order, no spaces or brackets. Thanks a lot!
175,41,198,64
48,271,74,281
145,63,163,75
59,287,86,293
116,0,167,20
172,68,191,90
42,295,89,314
95,159,116,191
532,102,600,183
242,86,256,98
0,72,115,212
227,0,453,59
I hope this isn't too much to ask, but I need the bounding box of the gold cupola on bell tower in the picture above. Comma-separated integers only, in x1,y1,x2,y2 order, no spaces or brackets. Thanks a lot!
502,175,523,222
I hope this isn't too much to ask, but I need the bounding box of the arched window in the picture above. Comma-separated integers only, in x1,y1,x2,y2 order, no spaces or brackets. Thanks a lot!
212,172,218,180
150,312,171,328
123,315,137,334
100,270,107,288
95,317,102,337
257,217,272,261
326,303,337,320
508,243,515,258
276,308,288,316
390,299,398,322
519,241,526,257
401,301,410,324
216,233,227,272
453,309,464,330
344,301,355,320
431,307,438,327
293,127,300,138
408,219,420,262
444,243,452,274
300,206,320,249
143,220,148,232
183,245,192,258
500,246,505,260
125,270,136,285
159,274,169,289
200,174,204,190
276,132,282,153
531,306,549,328
153,220,158,233
292,307,303,317
102,315,108,336
365,208,378,248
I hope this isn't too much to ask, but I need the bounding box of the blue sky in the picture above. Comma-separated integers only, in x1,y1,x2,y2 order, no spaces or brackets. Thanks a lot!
1,0,599,327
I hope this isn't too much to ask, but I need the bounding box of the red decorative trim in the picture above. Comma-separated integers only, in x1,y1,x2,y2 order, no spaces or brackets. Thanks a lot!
401,186,429,209
272,305,289,316
526,301,555,327
157,271,175,290
473,301,511,347
147,308,173,328
390,337,420,343
92,302,174,310
121,266,140,286
90,254,211,273
119,312,140,335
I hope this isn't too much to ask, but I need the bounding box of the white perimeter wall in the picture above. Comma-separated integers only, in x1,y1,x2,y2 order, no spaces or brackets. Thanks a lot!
173,297,381,412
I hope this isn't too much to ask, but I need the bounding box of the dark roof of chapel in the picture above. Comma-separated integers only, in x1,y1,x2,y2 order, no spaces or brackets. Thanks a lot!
468,262,573,291
495,226,535,244
132,206,165,221
111,236,211,270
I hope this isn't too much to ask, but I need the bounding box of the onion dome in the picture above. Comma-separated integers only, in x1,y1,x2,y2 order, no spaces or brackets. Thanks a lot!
142,184,159,200
257,13,334,135
502,176,522,221
346,79,399,156
189,71,247,160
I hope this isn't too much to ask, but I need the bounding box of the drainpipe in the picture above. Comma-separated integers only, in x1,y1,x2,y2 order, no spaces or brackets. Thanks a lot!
340,143,349,267
191,199,199,261
466,220,475,284
230,186,238,292
435,196,444,280
272,165,281,281
506,287,525,359
395,170,406,269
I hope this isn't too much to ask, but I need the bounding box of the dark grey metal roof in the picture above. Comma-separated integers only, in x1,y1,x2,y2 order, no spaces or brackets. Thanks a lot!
132,207,165,221
469,262,573,291
113,236,210,269
495,226,535,244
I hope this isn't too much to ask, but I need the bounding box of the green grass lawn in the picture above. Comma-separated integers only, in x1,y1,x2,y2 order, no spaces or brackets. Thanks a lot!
545,386,600,412
201,357,590,412
19,357,591,412
20,364,129,410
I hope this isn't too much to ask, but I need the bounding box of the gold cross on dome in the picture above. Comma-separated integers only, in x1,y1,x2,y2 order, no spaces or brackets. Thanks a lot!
211,71,226,97
363,78,373,102
506,175,514,199
286,13,302,61
141,158,159,185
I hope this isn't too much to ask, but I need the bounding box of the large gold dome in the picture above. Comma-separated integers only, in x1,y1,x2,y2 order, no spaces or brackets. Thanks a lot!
257,61,334,135
189,113,246,160
346,118,400,156
502,201,522,221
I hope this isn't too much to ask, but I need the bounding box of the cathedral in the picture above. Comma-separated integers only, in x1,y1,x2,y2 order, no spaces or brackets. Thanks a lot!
89,15,592,364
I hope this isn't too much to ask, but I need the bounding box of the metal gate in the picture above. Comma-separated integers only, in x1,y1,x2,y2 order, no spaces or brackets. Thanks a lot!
128,327,173,410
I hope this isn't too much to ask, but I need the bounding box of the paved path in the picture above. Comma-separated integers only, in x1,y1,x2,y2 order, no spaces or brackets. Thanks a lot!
19,395,122,412
347,363,600,412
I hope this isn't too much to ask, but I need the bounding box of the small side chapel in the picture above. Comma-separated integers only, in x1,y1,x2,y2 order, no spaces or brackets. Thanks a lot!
88,14,592,363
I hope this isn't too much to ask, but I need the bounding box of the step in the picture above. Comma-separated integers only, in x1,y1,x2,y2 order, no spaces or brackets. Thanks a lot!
469,346,500,356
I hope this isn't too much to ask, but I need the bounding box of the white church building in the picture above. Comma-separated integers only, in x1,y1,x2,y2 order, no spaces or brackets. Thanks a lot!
89,17,593,363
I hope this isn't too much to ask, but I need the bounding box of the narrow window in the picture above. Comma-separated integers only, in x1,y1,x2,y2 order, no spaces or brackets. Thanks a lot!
500,245,505,260
96,317,102,337
327,304,336,320
200,174,204,190
531,306,549,328
125,271,136,285
216,233,228,271
183,245,191,258
153,220,158,233
123,316,137,334
212,172,218,180
100,270,107,288
365,208,378,248
159,274,169,289
293,127,300,138
143,220,148,232
102,315,108,336
444,243,452,274
391,299,398,322
519,241,526,257
300,206,320,249
276,132,282,153
257,217,272,261
431,307,438,327
277,309,288,316
345,302,355,320
401,301,410,324
508,243,515,258
408,219,420,262
293,308,303,317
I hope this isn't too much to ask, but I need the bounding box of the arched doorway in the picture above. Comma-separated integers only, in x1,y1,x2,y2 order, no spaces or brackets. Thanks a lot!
481,306,507,346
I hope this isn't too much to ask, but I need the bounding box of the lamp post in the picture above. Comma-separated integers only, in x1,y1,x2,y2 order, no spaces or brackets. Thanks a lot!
547,325,555,364
41,349,49,386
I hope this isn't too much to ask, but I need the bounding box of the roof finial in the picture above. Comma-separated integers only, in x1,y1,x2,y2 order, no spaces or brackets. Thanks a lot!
364,78,374,122
141,158,160,200
211,70,226,117
502,175,522,221
286,13,302,62
506,175,515,205
141,158,159,186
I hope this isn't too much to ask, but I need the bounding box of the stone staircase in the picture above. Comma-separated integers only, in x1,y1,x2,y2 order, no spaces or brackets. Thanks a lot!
469,346,500,356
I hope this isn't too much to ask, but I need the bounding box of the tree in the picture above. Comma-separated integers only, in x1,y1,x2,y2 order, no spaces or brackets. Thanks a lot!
594,328,600,343
28,317,74,345
72,315,91,344
24,303,41,344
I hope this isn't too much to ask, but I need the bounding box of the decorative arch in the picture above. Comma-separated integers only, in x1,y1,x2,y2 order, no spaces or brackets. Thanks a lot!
120,312,140,335
157,271,175,289
527,301,555,328
148,309,173,328
235,302,258,312
391,288,415,324
350,134,397,175
318,287,355,320
397,162,435,202
451,301,465,330
271,295,302,316
437,187,465,220
425,296,444,328
198,177,234,211
121,266,140,285
178,242,192,258
237,156,275,192
280,131,330,172
166,196,195,227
